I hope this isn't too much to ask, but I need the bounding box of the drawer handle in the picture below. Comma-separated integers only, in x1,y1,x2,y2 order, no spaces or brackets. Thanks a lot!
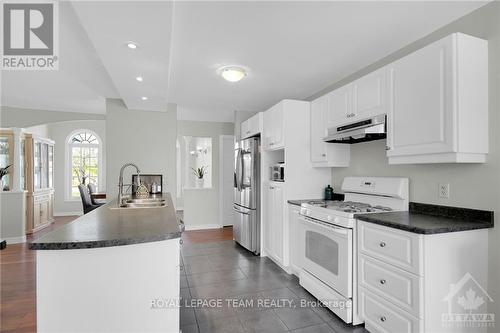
380,279,386,285
321,154,326,157
380,316,387,322
379,241,386,247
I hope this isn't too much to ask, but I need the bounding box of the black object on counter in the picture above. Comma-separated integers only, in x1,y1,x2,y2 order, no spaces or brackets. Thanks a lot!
0,240,6,250
324,185,334,201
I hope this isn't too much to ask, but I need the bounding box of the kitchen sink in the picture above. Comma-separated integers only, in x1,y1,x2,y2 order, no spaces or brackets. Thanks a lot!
110,198,167,209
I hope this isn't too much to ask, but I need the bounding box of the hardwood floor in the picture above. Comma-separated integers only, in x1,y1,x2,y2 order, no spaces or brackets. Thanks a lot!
0,219,233,332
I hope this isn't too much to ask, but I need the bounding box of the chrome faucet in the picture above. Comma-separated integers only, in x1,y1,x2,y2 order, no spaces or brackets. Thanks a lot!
118,163,141,205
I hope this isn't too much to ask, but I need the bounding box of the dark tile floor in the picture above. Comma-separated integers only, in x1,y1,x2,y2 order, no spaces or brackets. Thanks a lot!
179,240,368,333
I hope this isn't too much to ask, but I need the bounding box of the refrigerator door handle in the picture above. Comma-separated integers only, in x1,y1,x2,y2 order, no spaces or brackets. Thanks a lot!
235,148,243,191
233,205,250,215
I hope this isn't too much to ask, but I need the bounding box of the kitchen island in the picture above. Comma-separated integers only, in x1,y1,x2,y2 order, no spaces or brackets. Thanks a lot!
30,193,181,333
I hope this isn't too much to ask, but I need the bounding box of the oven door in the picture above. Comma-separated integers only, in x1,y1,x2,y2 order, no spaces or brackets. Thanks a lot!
298,215,353,298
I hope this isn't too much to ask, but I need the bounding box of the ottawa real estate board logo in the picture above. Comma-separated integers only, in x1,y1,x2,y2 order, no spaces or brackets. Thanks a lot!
1,1,59,70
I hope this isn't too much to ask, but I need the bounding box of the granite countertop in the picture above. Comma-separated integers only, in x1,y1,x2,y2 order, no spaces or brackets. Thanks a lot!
288,193,345,206
356,202,494,234
30,193,181,250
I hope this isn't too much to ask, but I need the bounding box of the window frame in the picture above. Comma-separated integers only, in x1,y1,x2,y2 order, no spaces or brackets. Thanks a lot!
65,129,103,201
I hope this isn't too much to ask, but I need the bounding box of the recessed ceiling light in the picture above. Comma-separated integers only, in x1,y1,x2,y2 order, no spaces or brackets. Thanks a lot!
126,42,139,49
135,76,143,82
141,96,148,101
219,66,247,82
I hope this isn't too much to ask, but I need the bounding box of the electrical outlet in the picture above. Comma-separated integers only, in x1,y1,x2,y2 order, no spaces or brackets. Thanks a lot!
439,183,450,198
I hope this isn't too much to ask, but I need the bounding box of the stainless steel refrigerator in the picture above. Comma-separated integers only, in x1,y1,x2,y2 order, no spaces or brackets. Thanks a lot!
233,137,260,255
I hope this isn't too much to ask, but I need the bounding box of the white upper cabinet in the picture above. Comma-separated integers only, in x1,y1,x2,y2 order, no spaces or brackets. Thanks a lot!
386,33,488,164
263,102,285,150
241,112,263,139
352,67,387,121
310,95,350,167
327,85,352,129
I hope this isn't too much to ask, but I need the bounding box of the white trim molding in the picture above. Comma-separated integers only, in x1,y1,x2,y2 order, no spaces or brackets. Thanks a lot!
54,211,83,217
5,236,27,244
184,224,222,231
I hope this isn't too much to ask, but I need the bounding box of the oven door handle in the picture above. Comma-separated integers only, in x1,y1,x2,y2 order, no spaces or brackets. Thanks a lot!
299,215,349,235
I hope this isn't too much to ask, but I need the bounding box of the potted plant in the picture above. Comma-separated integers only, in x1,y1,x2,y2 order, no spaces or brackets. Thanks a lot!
74,164,88,185
191,166,208,188
0,165,11,191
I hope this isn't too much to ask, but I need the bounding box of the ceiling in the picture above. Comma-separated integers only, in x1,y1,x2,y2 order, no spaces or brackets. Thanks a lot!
1,1,489,118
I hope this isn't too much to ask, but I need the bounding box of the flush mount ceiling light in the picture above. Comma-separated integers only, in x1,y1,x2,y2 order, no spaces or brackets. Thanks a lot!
126,41,139,49
141,96,148,101
135,76,143,82
219,66,247,82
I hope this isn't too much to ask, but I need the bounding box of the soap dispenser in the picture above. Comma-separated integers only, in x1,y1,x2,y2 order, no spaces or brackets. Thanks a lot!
324,185,334,201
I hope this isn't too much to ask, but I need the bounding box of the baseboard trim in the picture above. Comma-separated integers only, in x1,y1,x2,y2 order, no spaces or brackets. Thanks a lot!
5,236,27,244
54,211,82,217
184,224,222,231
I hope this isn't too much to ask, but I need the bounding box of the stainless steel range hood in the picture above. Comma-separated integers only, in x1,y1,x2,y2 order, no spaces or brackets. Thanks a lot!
324,114,386,144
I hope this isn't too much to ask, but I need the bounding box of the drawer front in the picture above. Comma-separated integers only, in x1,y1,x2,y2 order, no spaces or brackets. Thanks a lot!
359,287,421,333
34,194,50,203
358,221,422,275
359,254,422,317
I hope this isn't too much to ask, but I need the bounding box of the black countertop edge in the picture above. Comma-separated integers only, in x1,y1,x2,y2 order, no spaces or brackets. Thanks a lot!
287,193,345,206
29,233,182,250
357,202,494,235
409,202,494,223
356,213,493,235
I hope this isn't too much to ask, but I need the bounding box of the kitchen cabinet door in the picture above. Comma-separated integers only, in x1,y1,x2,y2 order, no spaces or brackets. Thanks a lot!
288,205,300,273
272,105,284,149
386,33,488,164
311,95,351,167
272,183,284,263
263,104,284,151
352,68,387,121
241,113,263,139
327,85,351,129
386,36,455,157
263,110,273,150
310,95,328,163
264,184,273,256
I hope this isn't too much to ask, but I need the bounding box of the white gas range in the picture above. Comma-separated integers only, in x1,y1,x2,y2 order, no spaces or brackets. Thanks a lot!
297,177,409,326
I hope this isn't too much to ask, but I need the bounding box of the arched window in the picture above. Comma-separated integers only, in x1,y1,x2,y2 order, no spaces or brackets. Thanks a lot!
67,130,101,199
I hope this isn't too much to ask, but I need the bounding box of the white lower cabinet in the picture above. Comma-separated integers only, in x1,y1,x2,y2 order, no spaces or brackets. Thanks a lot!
288,204,300,274
264,182,284,265
357,220,489,333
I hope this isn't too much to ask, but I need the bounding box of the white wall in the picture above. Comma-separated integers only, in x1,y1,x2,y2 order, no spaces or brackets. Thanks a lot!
47,120,106,215
0,106,104,128
106,99,177,206
0,192,26,243
177,120,234,228
316,2,500,323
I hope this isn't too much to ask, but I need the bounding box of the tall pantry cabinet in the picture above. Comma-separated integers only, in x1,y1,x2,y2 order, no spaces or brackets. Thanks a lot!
25,134,55,233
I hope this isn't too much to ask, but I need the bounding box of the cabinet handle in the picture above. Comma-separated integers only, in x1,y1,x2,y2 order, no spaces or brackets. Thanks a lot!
380,316,387,322
269,186,275,190
385,146,391,151
380,279,386,285
270,142,274,146
321,154,326,157
379,241,386,247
